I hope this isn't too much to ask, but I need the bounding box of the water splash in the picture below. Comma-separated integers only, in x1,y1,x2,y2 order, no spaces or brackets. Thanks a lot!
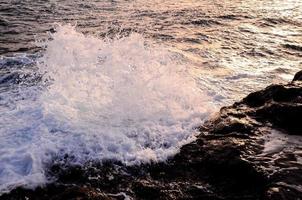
0,25,213,194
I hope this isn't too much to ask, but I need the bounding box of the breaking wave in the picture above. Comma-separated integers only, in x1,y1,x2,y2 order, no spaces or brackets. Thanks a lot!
0,25,213,194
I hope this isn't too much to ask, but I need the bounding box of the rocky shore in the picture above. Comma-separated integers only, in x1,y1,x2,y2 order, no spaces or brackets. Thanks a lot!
1,71,302,200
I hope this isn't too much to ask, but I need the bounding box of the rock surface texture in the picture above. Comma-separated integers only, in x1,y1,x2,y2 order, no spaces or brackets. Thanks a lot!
1,71,302,200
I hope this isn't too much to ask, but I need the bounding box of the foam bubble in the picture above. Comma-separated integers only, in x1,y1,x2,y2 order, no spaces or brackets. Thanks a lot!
0,24,213,194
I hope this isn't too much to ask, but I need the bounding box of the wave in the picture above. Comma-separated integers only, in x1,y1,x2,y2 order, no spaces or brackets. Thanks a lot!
0,25,213,194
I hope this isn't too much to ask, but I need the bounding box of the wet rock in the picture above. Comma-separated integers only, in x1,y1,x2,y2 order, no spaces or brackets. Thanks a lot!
293,70,302,81
1,70,302,200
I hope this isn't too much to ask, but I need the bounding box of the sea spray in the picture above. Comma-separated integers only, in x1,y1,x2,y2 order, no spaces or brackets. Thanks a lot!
0,24,213,194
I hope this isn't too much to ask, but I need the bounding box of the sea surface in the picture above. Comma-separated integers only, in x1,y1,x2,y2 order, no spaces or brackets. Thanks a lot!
0,0,302,194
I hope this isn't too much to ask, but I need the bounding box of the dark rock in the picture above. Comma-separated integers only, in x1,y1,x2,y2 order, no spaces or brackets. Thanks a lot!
293,70,302,81
133,180,162,200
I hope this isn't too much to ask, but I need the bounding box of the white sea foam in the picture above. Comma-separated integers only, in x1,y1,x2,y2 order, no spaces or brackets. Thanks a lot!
0,25,213,194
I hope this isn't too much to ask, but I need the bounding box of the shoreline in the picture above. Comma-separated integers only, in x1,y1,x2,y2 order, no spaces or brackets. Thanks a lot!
1,70,302,200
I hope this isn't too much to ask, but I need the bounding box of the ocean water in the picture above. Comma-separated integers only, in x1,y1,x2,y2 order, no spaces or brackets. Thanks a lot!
0,0,302,194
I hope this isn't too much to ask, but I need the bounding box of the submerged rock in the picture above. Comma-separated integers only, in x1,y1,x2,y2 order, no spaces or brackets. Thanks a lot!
1,71,302,200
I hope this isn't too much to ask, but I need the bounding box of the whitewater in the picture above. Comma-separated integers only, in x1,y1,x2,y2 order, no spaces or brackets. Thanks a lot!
0,25,213,194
